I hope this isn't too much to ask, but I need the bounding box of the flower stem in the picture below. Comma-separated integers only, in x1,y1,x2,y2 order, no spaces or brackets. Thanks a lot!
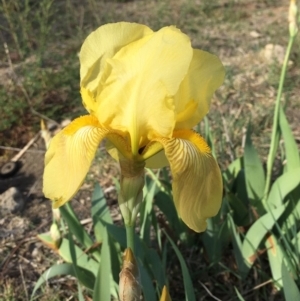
263,35,295,207
125,224,135,253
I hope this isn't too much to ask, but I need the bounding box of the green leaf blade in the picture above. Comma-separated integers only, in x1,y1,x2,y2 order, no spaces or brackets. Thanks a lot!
279,107,300,172
282,262,300,301
94,228,111,301
244,126,265,212
164,231,196,301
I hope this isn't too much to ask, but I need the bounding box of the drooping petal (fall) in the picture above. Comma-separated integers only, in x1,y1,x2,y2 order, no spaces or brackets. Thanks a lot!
80,22,153,93
174,49,225,129
155,130,223,232
43,115,108,208
94,26,193,155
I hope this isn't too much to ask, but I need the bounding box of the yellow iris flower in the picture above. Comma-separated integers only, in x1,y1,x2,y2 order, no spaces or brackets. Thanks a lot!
43,22,225,232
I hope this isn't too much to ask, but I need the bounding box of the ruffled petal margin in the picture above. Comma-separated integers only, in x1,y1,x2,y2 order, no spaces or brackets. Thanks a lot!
80,22,153,92
155,129,223,232
43,115,108,208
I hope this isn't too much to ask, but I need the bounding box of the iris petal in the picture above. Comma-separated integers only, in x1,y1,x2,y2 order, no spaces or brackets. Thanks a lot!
156,129,223,232
174,49,225,129
105,131,133,162
140,141,168,169
43,115,108,208
80,22,153,92
95,26,193,154
81,87,97,114
145,150,169,169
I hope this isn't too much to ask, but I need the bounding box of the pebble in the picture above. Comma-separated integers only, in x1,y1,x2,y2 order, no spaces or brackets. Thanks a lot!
262,44,285,65
0,187,25,215
31,247,43,263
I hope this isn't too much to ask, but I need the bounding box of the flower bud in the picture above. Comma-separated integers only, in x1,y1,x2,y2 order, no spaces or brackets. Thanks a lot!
289,0,298,37
40,119,52,149
160,286,172,301
52,208,61,223
119,248,141,301
50,222,62,249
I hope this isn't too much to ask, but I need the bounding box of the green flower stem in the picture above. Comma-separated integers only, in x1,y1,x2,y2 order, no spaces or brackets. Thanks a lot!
125,224,135,253
263,35,295,206
118,159,145,255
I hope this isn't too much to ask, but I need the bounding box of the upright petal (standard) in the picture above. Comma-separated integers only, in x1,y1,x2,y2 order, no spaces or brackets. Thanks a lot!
174,49,225,130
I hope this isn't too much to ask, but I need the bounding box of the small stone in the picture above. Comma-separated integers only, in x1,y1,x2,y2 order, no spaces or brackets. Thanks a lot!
0,215,30,238
0,187,25,214
31,247,39,258
31,247,43,262
262,44,285,64
250,30,261,38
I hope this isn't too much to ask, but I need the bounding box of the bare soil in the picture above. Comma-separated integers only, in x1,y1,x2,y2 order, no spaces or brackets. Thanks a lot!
0,136,119,300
